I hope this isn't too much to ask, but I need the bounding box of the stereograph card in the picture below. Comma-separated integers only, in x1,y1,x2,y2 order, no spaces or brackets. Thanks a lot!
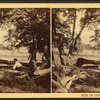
0,3,99,99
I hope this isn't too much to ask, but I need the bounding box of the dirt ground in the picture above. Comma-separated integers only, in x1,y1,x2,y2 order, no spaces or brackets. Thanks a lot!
0,65,50,93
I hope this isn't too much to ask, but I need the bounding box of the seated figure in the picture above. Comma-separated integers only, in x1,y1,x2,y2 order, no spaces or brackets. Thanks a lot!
13,58,22,70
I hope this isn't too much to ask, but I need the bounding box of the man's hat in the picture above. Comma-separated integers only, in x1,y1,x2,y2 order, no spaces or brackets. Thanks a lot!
14,58,18,61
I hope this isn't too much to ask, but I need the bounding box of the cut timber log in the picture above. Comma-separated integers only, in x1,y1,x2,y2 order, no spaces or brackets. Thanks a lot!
89,69,100,73
52,61,90,93
4,69,25,74
52,79,63,89
0,59,28,67
75,58,100,67
34,68,50,76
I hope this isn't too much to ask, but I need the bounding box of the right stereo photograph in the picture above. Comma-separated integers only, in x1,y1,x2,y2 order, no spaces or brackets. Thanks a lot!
52,8,100,93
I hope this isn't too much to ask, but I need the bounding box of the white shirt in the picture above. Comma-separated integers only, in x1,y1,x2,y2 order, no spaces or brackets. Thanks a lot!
13,61,22,69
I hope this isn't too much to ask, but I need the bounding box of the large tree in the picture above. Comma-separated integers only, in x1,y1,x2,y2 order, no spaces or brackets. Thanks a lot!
53,8,100,55
52,8,71,65
1,8,50,64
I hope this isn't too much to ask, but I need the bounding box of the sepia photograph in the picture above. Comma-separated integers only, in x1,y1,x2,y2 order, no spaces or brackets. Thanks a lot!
52,8,100,93
1,3,100,98
0,8,50,93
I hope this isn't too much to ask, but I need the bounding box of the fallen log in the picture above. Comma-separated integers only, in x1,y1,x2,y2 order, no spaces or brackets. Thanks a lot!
34,68,50,76
52,79,63,89
52,61,91,93
14,73,31,80
75,58,100,67
4,69,25,74
88,69,100,73
0,59,28,67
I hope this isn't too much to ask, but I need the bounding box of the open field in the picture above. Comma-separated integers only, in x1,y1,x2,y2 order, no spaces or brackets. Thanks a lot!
53,48,100,65
0,49,29,63
0,49,44,63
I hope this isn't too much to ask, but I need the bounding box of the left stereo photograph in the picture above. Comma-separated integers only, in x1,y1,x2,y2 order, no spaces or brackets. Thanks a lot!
0,8,50,93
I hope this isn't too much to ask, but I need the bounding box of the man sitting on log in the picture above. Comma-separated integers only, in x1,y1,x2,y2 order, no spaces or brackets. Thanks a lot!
12,58,23,71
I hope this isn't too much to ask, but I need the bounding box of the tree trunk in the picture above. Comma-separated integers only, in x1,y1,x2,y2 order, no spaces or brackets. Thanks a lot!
68,44,73,55
28,34,37,76
68,9,76,55
75,9,89,40
43,45,50,68
29,33,37,62
71,9,76,40
75,24,86,40
30,50,36,61
69,9,89,55
58,45,64,65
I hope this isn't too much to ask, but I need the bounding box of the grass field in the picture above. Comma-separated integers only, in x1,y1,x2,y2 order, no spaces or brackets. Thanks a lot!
53,48,100,65
0,49,29,63
0,49,44,63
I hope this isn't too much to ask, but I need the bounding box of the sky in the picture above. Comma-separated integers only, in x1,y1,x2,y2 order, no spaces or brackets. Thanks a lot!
81,28,94,44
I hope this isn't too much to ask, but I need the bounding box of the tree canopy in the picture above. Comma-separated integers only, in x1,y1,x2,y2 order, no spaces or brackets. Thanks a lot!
1,8,50,62
52,8,100,65
53,8,100,54
90,29,100,49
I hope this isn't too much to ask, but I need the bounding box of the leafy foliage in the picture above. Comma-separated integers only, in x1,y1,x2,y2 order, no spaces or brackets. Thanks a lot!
1,8,50,61
90,29,100,48
53,8,100,55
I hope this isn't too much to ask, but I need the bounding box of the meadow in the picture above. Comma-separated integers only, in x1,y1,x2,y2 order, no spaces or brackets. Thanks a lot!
53,47,100,65
0,49,29,63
